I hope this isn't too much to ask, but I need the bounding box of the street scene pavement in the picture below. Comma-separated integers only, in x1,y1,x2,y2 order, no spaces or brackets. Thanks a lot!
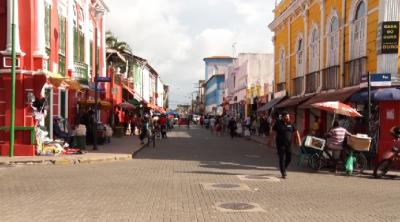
1,127,399,222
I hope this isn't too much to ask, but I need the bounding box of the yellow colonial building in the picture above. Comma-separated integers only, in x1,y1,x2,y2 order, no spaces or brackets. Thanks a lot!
268,0,400,135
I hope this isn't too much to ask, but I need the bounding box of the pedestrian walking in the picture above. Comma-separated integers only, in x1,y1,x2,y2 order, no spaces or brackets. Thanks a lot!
228,117,237,139
271,111,301,179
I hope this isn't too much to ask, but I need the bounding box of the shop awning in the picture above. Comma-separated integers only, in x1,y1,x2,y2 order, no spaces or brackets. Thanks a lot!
276,94,314,108
349,87,400,102
257,96,285,112
78,100,112,110
46,72,68,87
63,77,82,91
128,98,141,106
299,86,361,109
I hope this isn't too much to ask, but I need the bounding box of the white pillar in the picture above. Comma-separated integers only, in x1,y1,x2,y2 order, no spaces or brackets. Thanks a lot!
102,17,107,77
33,0,46,57
67,0,74,70
4,0,22,53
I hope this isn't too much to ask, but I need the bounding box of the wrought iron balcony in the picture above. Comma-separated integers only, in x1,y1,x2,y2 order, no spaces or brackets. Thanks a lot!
345,57,367,87
305,71,320,94
73,61,89,85
322,66,339,90
292,76,304,96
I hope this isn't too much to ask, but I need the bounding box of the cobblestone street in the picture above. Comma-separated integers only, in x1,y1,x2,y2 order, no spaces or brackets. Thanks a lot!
1,127,399,222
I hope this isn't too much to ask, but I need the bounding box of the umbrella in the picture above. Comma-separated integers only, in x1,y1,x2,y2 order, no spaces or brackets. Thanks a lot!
118,102,135,110
311,101,362,117
349,88,400,102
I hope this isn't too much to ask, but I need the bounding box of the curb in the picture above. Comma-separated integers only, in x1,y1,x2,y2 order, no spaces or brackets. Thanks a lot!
0,154,134,167
131,144,147,158
248,137,300,156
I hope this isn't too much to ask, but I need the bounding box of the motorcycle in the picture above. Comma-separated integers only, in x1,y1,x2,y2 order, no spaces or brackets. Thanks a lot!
373,126,400,178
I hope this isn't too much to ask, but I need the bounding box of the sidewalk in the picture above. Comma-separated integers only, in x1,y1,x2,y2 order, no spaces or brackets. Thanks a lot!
249,135,301,156
0,135,145,166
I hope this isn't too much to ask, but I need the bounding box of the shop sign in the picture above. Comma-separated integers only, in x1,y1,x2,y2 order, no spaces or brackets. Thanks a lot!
377,21,399,54
95,76,112,82
371,73,391,87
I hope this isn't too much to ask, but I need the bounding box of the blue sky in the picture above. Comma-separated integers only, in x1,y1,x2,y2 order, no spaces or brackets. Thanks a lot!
105,0,275,108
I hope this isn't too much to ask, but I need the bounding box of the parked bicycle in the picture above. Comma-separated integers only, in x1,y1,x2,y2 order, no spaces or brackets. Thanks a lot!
306,135,369,175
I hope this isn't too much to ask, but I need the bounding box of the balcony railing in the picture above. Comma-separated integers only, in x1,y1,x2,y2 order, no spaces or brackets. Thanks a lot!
345,57,367,87
292,76,304,96
322,66,339,90
276,82,285,92
305,71,320,94
73,61,88,85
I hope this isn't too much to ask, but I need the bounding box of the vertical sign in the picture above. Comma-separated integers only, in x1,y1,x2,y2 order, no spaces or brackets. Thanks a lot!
377,21,399,54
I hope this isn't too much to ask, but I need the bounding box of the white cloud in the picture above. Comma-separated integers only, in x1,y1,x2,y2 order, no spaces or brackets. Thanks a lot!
105,0,275,108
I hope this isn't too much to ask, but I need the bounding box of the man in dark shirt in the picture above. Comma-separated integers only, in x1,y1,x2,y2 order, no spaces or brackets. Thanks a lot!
272,111,301,179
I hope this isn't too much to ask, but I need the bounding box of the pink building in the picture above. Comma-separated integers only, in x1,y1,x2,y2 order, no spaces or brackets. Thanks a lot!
0,0,109,155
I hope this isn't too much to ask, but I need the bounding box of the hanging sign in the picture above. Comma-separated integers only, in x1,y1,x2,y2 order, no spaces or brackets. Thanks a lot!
377,21,399,54
95,77,112,82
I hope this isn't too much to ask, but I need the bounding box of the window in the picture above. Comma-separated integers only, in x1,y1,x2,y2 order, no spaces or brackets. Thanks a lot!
279,48,285,83
296,37,303,77
351,1,367,59
58,14,66,76
327,15,339,66
73,5,85,62
58,15,66,55
60,90,67,119
309,27,319,72
44,2,51,70
45,3,51,49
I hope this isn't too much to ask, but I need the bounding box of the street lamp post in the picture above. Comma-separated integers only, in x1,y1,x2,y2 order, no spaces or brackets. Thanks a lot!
9,0,17,157
92,10,102,150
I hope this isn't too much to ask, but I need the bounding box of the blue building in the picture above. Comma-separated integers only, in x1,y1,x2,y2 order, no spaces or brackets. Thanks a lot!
205,74,225,115
203,56,234,81
203,56,234,115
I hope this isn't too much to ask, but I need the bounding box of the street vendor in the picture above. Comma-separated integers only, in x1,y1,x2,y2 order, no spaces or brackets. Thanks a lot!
53,117,72,144
326,120,351,172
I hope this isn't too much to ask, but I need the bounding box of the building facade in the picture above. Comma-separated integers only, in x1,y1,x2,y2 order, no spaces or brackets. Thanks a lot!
269,0,400,162
203,56,234,81
205,74,225,115
225,53,274,118
0,0,109,155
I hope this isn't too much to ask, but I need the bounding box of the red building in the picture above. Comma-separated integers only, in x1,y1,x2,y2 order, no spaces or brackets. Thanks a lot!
0,0,109,155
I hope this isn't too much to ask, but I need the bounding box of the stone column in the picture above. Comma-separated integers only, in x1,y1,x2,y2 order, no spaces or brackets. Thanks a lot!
4,0,22,53
33,0,46,57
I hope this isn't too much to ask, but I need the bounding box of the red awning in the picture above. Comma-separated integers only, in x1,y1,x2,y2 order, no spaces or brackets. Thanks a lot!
299,86,361,109
276,94,314,108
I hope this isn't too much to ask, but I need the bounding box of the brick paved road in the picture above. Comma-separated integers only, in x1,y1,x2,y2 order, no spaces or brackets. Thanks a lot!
0,127,399,222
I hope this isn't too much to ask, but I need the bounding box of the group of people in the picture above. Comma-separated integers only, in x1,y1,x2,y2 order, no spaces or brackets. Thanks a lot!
200,113,273,138
138,114,170,144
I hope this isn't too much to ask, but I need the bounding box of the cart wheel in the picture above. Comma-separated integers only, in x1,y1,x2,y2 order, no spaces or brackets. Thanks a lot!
308,153,323,171
352,152,367,175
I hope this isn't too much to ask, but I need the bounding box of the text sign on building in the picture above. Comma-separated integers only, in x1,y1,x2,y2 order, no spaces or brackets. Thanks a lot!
371,73,391,87
377,21,399,54
95,77,112,82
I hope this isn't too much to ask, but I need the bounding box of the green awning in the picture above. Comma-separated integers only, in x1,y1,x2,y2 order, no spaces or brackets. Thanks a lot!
128,98,140,106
